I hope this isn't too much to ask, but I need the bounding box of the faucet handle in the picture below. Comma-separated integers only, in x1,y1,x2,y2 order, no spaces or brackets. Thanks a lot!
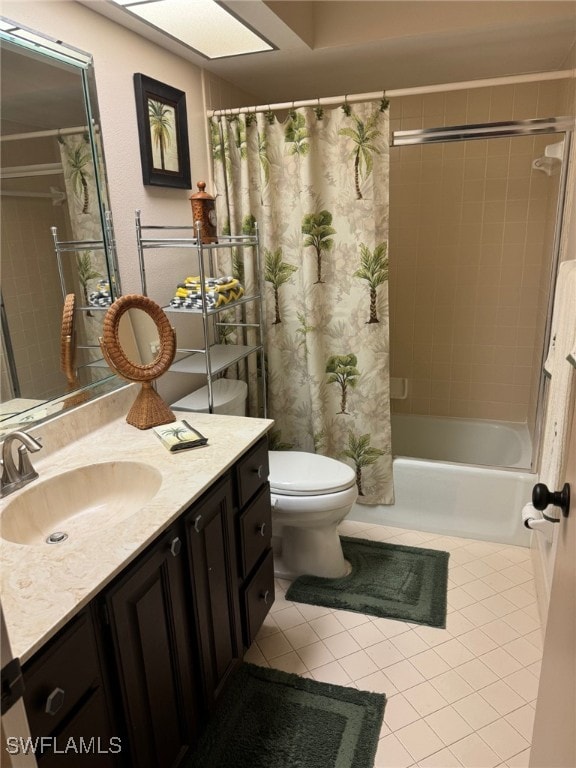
17,444,39,482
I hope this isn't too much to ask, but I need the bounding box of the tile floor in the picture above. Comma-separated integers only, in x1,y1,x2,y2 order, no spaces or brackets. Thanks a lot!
244,519,542,768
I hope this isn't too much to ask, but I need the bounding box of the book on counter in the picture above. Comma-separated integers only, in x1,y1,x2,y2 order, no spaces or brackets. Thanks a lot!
153,420,208,452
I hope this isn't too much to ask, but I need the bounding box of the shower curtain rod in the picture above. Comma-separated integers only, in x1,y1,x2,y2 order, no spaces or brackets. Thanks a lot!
0,188,66,203
0,125,90,143
208,69,574,117
0,163,63,180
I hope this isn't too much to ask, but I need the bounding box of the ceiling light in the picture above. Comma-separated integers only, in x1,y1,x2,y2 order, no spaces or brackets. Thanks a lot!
109,0,274,59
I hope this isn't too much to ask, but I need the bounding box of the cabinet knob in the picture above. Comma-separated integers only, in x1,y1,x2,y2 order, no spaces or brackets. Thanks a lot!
170,537,182,557
261,590,270,605
253,465,264,479
193,514,202,533
256,522,266,537
45,687,65,716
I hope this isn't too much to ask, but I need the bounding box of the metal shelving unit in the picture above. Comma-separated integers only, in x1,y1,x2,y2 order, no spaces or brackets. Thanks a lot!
135,209,267,417
51,212,120,368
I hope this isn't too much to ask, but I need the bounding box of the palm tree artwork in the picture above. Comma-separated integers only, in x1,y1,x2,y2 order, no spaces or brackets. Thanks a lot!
148,99,173,171
338,110,382,200
354,242,389,323
61,138,92,214
285,112,309,158
295,311,315,357
160,424,191,443
302,211,336,284
341,431,385,496
264,248,298,325
326,354,360,414
76,252,101,318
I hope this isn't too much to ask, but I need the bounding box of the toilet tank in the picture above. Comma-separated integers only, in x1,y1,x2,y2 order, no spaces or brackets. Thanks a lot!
171,379,247,416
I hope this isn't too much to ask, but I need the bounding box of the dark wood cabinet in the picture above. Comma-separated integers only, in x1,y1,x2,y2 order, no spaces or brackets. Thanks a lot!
184,475,243,707
20,438,274,768
22,608,118,767
234,438,275,647
103,526,199,768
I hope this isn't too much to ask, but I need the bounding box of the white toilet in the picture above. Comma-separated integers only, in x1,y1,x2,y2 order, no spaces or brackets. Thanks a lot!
268,451,358,580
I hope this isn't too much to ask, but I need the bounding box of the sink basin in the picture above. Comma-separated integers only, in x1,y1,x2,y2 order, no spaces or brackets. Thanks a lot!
1,461,162,546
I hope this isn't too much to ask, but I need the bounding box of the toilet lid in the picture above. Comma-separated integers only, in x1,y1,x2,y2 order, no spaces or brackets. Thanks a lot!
268,451,356,496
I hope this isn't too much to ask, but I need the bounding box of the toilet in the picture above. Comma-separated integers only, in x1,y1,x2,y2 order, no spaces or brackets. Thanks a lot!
171,382,357,580
268,451,358,580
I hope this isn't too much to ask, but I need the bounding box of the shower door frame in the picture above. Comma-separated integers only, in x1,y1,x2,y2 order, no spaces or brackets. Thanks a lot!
392,115,575,472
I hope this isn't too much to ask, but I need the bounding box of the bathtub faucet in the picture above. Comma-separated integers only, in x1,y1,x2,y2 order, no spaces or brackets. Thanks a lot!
0,431,43,498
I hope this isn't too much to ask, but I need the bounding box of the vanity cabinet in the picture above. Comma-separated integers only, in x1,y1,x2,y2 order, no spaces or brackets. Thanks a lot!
19,437,274,768
102,525,199,768
234,438,275,648
21,608,119,767
184,475,243,707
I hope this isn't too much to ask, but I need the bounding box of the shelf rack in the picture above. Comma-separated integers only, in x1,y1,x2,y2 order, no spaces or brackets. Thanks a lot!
135,210,267,418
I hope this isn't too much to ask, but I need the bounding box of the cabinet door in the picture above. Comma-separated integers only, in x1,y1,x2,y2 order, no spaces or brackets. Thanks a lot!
104,527,199,768
184,475,242,707
23,608,120,767
37,689,119,768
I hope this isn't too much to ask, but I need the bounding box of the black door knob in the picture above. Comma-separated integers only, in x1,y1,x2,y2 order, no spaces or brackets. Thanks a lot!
532,482,570,518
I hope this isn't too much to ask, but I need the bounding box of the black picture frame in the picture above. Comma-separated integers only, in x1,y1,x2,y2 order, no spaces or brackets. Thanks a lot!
133,73,191,189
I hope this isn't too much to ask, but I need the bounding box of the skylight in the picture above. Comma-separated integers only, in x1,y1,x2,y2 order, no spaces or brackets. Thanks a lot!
109,0,274,59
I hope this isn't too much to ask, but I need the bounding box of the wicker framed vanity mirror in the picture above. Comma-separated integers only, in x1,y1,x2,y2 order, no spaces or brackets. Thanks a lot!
100,295,176,429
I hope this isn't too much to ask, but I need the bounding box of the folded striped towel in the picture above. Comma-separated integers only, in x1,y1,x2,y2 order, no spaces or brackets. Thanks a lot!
169,275,244,310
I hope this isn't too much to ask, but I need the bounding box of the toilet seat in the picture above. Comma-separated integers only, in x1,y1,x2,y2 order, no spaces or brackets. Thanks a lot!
268,451,356,496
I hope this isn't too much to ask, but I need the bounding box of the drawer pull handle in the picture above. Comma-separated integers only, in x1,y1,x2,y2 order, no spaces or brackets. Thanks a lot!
170,537,182,557
193,514,202,533
257,522,266,537
253,465,264,479
45,687,65,716
261,590,270,605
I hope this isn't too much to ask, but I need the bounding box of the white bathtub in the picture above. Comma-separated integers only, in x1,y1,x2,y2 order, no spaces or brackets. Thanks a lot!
349,414,535,546
391,414,532,468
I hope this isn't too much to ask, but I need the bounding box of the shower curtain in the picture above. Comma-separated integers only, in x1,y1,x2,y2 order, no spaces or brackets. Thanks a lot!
58,133,108,357
210,102,393,504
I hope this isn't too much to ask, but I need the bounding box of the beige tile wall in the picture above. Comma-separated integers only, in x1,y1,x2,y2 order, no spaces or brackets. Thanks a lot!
389,79,572,426
1,192,69,399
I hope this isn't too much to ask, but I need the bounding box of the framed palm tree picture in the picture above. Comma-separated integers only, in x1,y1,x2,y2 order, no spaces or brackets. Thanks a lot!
133,73,191,189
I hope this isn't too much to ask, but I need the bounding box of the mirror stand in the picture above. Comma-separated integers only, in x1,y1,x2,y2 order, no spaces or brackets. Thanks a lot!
126,381,175,431
99,295,176,430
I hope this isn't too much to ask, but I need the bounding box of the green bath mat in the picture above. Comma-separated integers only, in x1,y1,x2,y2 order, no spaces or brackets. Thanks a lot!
185,662,386,768
286,536,449,628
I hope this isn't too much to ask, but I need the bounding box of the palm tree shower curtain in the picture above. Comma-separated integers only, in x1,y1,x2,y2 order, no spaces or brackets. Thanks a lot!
210,101,393,504
58,133,109,356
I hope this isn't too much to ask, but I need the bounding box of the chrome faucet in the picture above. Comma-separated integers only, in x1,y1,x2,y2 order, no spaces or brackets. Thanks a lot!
0,431,43,498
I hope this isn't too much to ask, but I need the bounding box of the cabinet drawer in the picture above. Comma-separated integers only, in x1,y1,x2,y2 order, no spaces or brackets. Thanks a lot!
235,438,269,508
242,549,275,647
239,484,272,579
23,610,102,739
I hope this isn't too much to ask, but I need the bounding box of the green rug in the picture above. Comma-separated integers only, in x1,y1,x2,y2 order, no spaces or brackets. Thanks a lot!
285,536,449,628
185,662,386,768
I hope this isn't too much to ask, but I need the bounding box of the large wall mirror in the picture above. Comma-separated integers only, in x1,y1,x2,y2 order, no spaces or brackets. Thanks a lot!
0,18,123,437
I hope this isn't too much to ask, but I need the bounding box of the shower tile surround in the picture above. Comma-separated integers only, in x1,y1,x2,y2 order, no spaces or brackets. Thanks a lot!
248,518,541,768
388,79,573,434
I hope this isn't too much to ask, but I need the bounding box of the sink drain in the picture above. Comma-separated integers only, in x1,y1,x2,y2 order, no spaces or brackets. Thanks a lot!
46,531,68,544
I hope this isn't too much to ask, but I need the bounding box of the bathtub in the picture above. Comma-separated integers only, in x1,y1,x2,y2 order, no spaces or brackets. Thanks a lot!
349,414,535,547
391,413,532,468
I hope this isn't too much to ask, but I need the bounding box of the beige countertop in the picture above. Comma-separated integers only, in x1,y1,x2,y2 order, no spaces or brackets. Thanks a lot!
0,395,272,663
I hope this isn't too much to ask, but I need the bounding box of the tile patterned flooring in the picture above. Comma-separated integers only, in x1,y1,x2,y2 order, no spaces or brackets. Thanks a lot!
244,519,541,768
